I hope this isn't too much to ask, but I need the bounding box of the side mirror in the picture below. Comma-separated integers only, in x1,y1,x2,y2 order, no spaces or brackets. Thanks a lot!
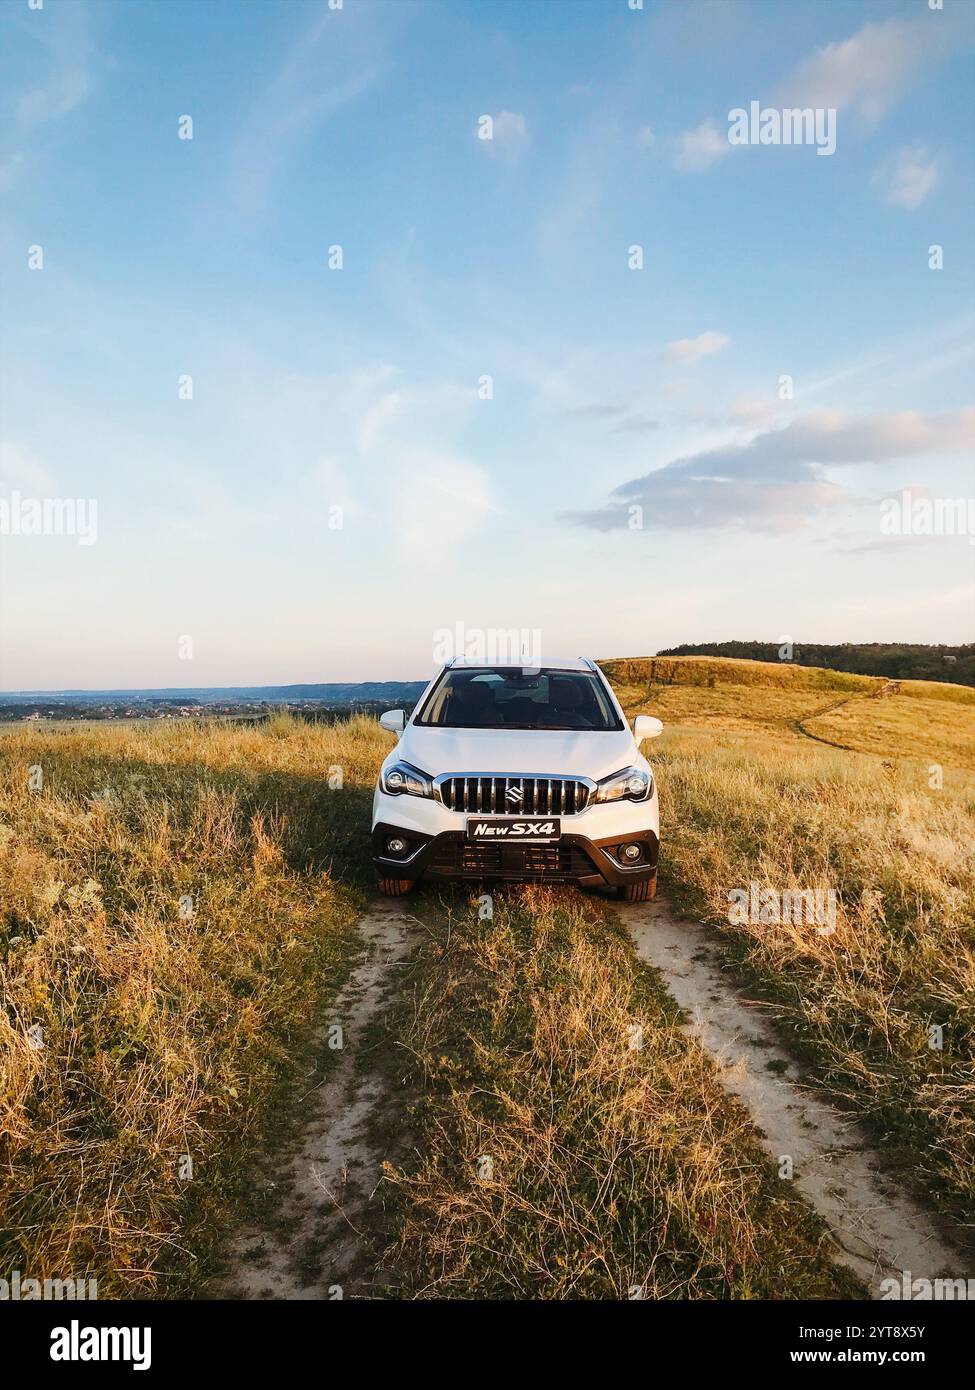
379,709,406,735
633,715,663,745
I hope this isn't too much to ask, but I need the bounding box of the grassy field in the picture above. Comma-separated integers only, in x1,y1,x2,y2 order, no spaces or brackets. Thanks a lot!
2,656,972,1296
603,656,975,1217
381,887,860,1299
0,714,386,1296
802,691,975,767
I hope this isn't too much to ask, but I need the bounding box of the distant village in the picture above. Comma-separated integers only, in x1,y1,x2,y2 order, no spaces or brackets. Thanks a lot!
0,699,402,725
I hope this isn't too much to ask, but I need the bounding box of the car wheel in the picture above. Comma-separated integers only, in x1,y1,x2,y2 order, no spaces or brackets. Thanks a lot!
618,873,657,902
377,876,414,897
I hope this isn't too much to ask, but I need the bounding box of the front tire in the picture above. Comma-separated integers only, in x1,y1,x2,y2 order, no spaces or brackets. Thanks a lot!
377,876,414,897
618,873,657,903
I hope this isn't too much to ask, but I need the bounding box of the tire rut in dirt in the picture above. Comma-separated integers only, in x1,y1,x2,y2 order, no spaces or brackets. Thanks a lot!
212,900,416,1300
622,895,967,1298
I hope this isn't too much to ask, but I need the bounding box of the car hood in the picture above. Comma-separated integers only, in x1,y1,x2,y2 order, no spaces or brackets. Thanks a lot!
395,725,639,781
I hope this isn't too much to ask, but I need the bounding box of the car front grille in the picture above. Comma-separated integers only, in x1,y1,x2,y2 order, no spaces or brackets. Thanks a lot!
426,836,595,880
435,774,593,815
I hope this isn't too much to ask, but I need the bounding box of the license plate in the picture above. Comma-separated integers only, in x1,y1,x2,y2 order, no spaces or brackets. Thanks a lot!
466,817,561,842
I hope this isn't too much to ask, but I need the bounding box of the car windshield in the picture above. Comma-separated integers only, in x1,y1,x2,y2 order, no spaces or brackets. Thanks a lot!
415,668,623,731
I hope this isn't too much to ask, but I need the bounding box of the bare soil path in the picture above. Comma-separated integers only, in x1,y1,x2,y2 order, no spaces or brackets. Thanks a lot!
790,692,864,751
213,899,417,1300
623,895,968,1298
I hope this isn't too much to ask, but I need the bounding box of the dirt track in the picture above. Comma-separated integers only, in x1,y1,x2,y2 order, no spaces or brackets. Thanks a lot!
624,895,967,1298
214,890,967,1300
213,899,417,1300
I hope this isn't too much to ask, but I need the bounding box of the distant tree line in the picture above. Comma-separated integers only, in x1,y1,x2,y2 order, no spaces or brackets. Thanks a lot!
656,642,975,688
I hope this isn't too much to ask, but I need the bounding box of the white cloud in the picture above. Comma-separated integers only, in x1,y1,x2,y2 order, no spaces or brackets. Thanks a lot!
569,408,975,532
536,115,616,258
13,0,97,131
675,12,967,175
17,66,92,128
674,120,728,172
358,389,407,455
752,408,975,463
775,17,955,124
356,381,475,456
873,144,940,211
2,0,98,187
481,110,531,157
637,125,655,147
666,331,730,364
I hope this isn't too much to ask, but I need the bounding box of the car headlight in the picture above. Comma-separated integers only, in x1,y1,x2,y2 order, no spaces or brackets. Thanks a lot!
381,761,433,798
594,766,652,804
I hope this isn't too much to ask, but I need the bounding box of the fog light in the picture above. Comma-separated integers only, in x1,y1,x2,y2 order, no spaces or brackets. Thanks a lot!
620,842,642,863
387,836,408,856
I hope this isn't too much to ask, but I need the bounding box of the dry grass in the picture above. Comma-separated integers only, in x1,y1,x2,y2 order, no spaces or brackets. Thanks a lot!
609,668,975,1217
0,717,386,1295
602,654,975,705
5,662,971,1297
803,693,975,769
601,654,879,694
382,888,861,1299
2,710,390,780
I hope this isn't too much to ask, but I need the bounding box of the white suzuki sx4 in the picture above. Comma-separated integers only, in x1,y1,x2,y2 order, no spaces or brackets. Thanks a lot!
371,658,662,900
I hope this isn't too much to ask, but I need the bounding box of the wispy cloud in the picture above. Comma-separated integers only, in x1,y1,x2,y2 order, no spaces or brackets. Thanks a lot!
17,63,92,129
674,120,727,172
359,381,499,557
674,11,970,172
666,331,729,364
226,1,398,216
562,401,659,435
610,413,660,436
872,143,940,211
344,376,499,561
536,115,620,258
566,409,975,532
773,15,959,124
13,0,96,129
801,319,975,402
1,0,99,188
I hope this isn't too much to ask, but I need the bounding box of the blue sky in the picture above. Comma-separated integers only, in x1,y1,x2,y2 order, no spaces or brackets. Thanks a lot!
1,0,973,688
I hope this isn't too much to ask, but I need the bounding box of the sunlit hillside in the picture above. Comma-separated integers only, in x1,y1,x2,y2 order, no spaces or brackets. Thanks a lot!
602,654,975,1215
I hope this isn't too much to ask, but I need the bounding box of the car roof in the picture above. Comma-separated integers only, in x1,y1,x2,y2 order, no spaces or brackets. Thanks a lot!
445,656,596,672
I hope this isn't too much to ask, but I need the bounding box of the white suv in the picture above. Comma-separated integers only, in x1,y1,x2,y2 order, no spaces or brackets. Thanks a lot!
371,658,662,901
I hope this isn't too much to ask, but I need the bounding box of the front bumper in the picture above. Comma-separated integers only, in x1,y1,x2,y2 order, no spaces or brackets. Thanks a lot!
372,818,659,888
